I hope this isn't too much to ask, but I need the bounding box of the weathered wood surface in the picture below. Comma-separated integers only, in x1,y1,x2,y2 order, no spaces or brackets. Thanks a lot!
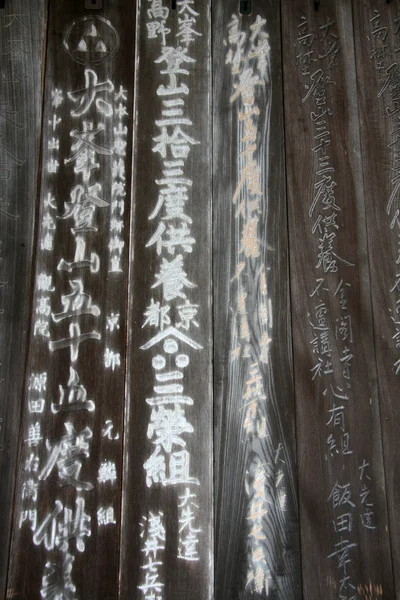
213,1,301,598
352,2,400,595
282,1,394,598
6,0,136,597
119,1,213,599
0,1,46,596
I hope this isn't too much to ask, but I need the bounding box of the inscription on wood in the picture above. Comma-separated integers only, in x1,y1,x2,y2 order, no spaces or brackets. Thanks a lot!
213,1,301,598
282,1,394,597
0,1,46,595
119,1,212,598
353,1,400,595
6,0,136,598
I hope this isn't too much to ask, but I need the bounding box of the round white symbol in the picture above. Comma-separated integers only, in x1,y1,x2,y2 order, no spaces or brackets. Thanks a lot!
63,16,120,65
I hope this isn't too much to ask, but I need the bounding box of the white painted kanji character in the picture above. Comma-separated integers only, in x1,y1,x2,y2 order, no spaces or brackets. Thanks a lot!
36,273,54,292
36,296,51,316
21,478,38,501
115,102,128,119
109,255,123,273
109,236,125,253
177,0,199,16
48,137,60,151
113,138,127,156
112,158,125,179
42,213,56,230
147,0,169,20
155,46,196,96
114,123,127,137
57,496,91,553
152,254,195,301
138,561,164,595
104,348,121,370
177,299,199,329
60,183,108,234
143,298,170,330
41,553,76,600
98,460,117,484
52,367,95,413
68,69,114,118
41,232,54,252
51,279,100,323
114,85,128,102
144,446,166,487
24,452,39,473
48,114,62,131
110,218,123,233
34,318,50,338
57,236,100,275
26,422,42,447
111,199,125,215
28,398,45,413
29,372,47,392
102,419,119,440
177,13,202,46
148,404,193,453
106,312,120,332
51,88,64,108
97,506,116,526
65,122,112,167
153,125,198,158
147,221,195,255
47,158,59,174
112,181,126,197
71,148,98,181
147,20,171,46
19,509,37,531
39,422,93,491
44,192,57,210
166,450,199,485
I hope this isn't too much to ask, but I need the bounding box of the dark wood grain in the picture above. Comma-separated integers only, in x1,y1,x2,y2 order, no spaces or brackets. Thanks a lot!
0,1,46,596
6,1,136,598
282,1,394,598
352,1,400,596
213,2,302,599
119,1,213,598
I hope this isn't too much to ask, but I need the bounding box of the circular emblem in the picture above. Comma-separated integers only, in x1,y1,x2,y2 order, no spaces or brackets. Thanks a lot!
63,16,120,65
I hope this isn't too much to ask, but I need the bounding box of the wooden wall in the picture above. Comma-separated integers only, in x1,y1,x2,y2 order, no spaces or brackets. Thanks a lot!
0,0,399,599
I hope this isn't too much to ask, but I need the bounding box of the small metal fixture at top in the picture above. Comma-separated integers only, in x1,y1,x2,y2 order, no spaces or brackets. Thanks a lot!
240,0,252,16
86,0,102,9
314,0,320,10
172,0,177,9
0,0,6,9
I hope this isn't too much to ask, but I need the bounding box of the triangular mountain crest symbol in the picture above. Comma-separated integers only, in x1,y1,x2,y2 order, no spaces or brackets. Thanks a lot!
76,21,108,54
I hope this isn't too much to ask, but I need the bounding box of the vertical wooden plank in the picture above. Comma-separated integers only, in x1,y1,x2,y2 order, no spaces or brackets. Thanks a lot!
353,1,400,595
6,0,136,597
282,1,394,598
213,1,302,598
119,0,212,599
0,1,46,595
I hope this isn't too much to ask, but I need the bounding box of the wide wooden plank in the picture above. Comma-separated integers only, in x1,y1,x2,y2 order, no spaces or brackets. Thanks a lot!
282,1,394,597
0,1,46,595
352,1,400,595
119,1,212,598
6,0,136,597
213,1,302,598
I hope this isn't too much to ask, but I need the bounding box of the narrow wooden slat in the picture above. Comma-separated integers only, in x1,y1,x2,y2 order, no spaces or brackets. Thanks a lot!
213,1,302,598
120,0,213,600
6,0,136,597
119,1,212,598
0,1,46,595
282,1,394,597
352,1,400,595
